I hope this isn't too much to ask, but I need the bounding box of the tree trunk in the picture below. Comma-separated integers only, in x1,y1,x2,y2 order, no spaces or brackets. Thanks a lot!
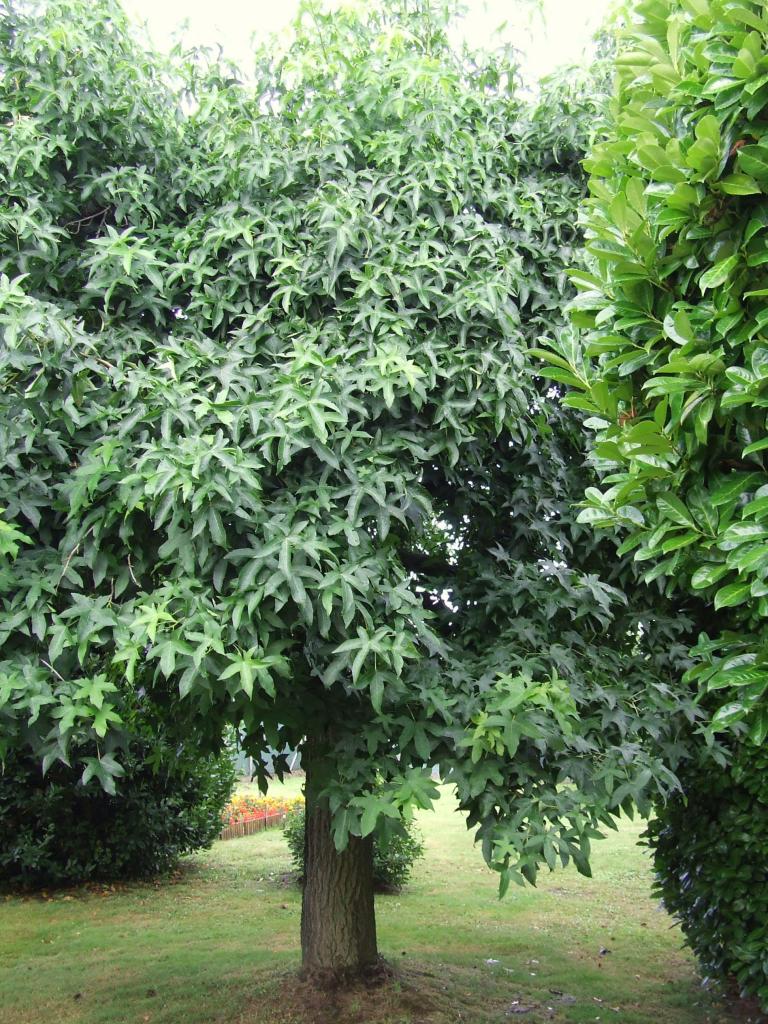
300,738,378,985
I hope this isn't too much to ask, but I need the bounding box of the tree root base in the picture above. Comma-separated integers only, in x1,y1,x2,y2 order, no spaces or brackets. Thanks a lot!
298,955,393,991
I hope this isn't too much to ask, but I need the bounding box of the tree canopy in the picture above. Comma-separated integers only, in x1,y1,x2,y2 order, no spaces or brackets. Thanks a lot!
0,0,700,919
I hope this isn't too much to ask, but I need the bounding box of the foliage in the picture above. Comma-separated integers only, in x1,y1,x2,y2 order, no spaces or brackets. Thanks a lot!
283,802,425,892
223,792,304,828
0,738,236,886
645,742,768,1008
532,3,768,1005
536,0,768,743
0,0,703,896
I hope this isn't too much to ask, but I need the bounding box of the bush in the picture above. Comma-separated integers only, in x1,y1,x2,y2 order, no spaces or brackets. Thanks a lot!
534,0,768,1012
0,743,236,887
537,0,768,743
283,805,424,893
645,746,768,1010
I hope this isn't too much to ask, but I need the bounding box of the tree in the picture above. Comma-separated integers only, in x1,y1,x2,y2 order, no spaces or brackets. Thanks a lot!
0,0,699,982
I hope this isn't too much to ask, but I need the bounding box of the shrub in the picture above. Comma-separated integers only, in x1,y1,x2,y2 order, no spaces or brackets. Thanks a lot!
645,745,768,1009
0,743,236,887
537,0,768,738
533,1,768,1009
283,804,424,893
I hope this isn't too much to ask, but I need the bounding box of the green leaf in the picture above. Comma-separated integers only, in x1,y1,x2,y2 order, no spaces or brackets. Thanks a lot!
718,173,761,195
690,563,729,589
662,310,694,346
714,580,751,609
699,255,740,292
742,437,768,457
711,702,748,730
748,709,768,744
738,145,768,181
711,474,761,507
661,530,698,552
657,493,697,528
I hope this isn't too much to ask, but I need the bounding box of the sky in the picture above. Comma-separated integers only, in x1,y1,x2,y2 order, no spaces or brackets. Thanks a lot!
121,0,614,83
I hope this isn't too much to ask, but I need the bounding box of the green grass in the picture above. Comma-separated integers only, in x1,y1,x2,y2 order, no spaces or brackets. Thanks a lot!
0,781,753,1024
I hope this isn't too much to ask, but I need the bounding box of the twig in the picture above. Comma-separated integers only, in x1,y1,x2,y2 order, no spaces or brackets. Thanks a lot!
41,658,65,682
64,208,108,231
56,526,95,590
57,543,80,588
24,366,45,395
308,5,330,65
127,554,139,587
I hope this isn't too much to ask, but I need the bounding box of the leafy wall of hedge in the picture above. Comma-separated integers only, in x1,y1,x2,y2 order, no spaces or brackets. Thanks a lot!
645,744,768,1006
541,0,768,740
537,0,768,1008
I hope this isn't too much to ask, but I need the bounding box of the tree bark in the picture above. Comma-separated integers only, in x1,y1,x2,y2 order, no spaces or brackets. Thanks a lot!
300,737,378,985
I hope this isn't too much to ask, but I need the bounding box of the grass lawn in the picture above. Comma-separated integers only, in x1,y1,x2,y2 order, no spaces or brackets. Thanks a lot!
0,779,757,1024
233,775,305,800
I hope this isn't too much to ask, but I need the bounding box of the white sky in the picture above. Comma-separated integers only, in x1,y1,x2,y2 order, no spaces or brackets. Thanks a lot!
121,0,613,83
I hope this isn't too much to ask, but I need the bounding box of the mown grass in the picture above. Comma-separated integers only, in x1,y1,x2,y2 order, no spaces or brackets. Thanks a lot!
233,774,305,800
0,781,757,1024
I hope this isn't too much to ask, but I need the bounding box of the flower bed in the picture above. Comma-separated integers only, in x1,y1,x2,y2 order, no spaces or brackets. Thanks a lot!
219,794,304,841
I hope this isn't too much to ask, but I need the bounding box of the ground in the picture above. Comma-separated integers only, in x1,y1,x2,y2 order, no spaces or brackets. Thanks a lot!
0,780,761,1024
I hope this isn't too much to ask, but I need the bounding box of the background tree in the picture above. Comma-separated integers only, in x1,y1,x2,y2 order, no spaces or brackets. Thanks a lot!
0,0,700,983
536,0,768,1008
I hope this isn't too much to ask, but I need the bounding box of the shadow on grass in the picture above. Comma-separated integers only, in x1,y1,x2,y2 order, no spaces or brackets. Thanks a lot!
236,960,763,1024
